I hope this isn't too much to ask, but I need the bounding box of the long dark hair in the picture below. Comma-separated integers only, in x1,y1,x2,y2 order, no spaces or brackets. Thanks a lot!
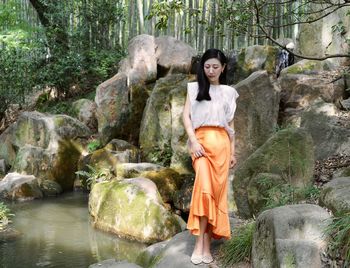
196,48,228,101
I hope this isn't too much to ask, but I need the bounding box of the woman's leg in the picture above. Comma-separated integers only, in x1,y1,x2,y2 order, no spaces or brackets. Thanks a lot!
192,216,208,256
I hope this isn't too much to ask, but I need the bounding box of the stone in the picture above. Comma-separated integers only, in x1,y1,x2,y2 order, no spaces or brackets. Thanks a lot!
0,111,90,190
136,240,168,268
89,178,181,243
234,45,280,83
340,98,350,110
139,74,195,173
119,34,157,86
72,98,97,131
233,127,314,218
300,99,350,160
297,5,350,66
252,204,331,268
281,59,336,75
95,73,149,145
39,180,63,197
89,260,142,268
234,70,280,162
0,172,43,201
0,159,7,175
155,36,197,76
319,176,350,214
116,163,163,179
173,175,194,213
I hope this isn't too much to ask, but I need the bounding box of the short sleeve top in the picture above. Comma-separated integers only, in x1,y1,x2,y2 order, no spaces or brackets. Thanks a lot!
187,82,239,139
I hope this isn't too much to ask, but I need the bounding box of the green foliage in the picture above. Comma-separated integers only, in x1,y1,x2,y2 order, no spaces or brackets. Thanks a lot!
148,144,173,167
0,202,14,230
324,211,350,265
258,176,320,210
87,139,102,153
75,164,113,190
220,221,256,266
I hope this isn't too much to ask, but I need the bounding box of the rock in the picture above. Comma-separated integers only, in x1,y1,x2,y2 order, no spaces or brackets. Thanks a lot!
116,163,163,179
319,177,350,214
234,70,280,163
0,111,90,190
0,159,7,175
155,36,197,76
72,98,97,131
95,73,149,144
300,99,350,160
0,227,21,242
297,5,350,66
139,74,195,173
173,175,194,213
89,259,142,268
281,59,336,75
104,139,139,163
89,178,181,243
119,34,157,86
340,98,350,110
247,173,284,215
234,45,280,83
39,180,63,197
0,172,43,201
136,240,168,268
152,230,224,268
233,127,314,218
252,204,331,268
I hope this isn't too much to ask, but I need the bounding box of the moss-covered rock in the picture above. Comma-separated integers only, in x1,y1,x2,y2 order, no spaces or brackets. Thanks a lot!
116,163,163,179
139,74,195,173
0,111,90,191
234,45,279,83
233,127,314,218
72,98,97,131
39,180,63,197
319,177,350,214
89,178,182,243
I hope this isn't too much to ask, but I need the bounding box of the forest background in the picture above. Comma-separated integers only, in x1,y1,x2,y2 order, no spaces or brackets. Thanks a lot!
1,0,349,119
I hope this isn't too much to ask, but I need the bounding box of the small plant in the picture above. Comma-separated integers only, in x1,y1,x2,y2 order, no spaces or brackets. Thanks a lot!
219,221,256,266
148,144,173,167
75,164,113,190
87,139,102,153
0,202,14,230
324,211,350,265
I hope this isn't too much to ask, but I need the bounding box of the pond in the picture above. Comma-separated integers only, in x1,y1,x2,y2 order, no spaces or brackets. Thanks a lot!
0,192,146,268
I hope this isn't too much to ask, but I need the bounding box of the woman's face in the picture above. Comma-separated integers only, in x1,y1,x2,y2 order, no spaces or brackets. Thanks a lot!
203,58,225,85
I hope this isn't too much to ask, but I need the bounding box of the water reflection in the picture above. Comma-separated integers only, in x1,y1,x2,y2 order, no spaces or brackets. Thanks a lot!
0,192,146,268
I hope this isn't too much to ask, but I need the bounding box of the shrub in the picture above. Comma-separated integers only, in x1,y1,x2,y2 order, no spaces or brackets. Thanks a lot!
75,164,113,190
0,202,14,230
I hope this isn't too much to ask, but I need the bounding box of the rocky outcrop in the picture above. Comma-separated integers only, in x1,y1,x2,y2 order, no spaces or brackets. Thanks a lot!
0,172,43,201
72,98,97,131
139,74,195,173
89,178,181,243
320,176,350,214
233,127,314,218
234,45,279,83
89,260,142,268
300,99,350,160
234,70,280,163
0,111,90,190
252,204,330,268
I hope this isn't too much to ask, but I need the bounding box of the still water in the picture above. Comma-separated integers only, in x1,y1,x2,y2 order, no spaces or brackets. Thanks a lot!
0,192,146,268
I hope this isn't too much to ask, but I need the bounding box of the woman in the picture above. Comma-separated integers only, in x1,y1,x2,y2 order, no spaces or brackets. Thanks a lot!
182,48,239,264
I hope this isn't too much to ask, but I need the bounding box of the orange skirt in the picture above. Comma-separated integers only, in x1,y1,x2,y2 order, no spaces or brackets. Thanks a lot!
187,126,231,240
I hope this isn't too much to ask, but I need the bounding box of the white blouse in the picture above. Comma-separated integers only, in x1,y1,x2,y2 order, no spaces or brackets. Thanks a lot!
187,82,239,140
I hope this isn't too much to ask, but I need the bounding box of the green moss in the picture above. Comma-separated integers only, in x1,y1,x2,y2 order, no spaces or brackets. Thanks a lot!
286,60,319,74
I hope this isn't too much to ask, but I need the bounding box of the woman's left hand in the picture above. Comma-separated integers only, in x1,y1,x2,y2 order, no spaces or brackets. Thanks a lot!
229,154,237,169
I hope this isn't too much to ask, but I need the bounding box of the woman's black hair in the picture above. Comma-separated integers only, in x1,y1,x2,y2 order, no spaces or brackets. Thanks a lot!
196,48,228,101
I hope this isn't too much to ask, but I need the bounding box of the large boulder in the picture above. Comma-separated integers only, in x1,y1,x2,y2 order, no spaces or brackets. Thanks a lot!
0,111,90,190
234,45,280,83
252,204,330,268
319,177,350,214
89,178,181,243
95,73,149,144
116,163,163,179
119,34,157,86
139,74,195,173
234,70,280,162
300,99,350,160
233,127,315,218
297,5,350,66
155,36,197,76
0,172,43,201
72,98,97,131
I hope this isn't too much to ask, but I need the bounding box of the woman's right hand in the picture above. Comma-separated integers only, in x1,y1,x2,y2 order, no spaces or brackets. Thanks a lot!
190,140,207,158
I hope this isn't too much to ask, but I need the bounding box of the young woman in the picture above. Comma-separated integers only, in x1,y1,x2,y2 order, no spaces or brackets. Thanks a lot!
182,48,239,264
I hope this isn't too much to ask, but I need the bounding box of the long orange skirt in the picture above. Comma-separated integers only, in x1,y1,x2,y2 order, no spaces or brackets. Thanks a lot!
187,126,231,240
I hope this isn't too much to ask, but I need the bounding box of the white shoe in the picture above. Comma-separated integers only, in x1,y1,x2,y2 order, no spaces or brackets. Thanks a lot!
190,254,202,265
